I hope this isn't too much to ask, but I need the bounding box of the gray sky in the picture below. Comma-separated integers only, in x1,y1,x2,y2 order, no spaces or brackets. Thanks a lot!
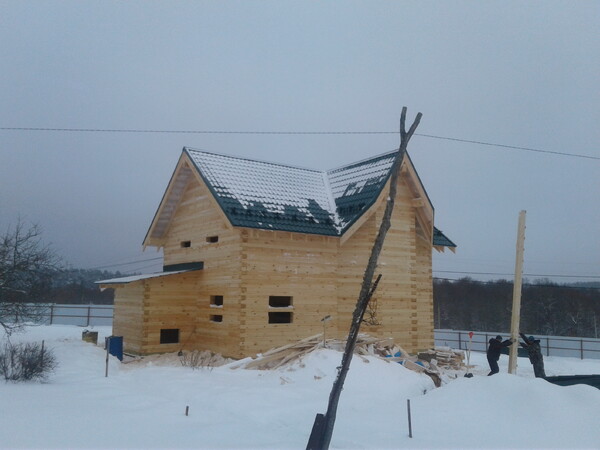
1,1,599,283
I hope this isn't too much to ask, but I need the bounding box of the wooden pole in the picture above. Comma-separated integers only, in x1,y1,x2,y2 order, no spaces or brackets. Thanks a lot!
105,337,110,377
407,399,413,438
508,210,526,374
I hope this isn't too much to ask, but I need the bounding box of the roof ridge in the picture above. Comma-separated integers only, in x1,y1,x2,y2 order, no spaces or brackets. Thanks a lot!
184,147,324,174
326,148,399,174
320,170,342,231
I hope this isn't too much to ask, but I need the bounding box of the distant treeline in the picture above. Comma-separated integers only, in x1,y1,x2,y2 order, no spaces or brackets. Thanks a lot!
434,278,600,338
22,268,120,305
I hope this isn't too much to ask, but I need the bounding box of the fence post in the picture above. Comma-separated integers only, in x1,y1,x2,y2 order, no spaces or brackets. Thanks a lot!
458,332,462,350
49,304,54,325
580,339,584,360
86,305,91,327
546,337,550,357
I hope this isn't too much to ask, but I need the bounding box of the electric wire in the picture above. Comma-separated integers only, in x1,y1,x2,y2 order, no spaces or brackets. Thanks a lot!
87,256,162,271
1,126,597,160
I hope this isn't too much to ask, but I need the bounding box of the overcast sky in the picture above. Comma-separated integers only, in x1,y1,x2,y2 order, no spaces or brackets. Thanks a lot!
1,1,599,283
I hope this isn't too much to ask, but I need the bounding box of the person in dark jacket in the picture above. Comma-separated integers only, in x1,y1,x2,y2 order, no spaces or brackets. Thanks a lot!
487,335,514,376
520,333,546,378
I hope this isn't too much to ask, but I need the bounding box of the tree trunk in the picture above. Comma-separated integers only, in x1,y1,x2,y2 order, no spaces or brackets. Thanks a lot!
313,107,422,450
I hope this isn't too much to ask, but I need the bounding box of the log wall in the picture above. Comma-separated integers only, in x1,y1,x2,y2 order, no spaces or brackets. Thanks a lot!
147,176,243,357
239,229,339,356
112,283,145,354
113,167,435,356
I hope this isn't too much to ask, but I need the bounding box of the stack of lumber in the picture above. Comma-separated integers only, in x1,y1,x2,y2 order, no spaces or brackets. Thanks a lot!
233,333,407,370
417,346,465,370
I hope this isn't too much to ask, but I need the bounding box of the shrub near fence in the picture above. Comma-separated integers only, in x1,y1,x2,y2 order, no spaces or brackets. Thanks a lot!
435,329,600,360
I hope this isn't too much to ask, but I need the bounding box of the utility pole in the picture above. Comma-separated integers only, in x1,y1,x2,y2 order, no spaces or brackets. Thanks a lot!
508,210,526,374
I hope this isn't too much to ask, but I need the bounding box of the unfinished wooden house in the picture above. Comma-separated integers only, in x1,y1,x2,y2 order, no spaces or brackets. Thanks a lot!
99,148,455,358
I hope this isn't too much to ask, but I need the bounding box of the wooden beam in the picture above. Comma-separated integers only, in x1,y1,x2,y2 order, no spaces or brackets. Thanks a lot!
508,210,527,374
411,197,425,208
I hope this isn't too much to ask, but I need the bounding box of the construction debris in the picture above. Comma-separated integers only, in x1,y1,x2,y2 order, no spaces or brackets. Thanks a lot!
417,347,465,370
179,350,231,369
230,334,401,370
230,333,464,387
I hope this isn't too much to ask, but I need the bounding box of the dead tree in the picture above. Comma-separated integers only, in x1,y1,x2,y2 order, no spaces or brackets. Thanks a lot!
0,220,60,335
307,108,422,450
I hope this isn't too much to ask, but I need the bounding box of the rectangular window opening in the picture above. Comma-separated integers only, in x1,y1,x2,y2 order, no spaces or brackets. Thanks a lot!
160,328,179,344
180,240,191,248
206,236,219,243
269,312,293,324
269,296,293,308
210,295,224,306
210,315,223,323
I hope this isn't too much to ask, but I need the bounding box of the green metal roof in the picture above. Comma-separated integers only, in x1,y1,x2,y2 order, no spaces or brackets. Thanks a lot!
183,147,455,248
433,228,456,248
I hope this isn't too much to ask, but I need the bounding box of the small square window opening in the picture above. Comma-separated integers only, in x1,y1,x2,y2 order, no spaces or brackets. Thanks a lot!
269,296,292,308
160,328,179,344
210,295,224,306
210,315,223,323
206,236,219,243
269,312,293,324
181,240,191,248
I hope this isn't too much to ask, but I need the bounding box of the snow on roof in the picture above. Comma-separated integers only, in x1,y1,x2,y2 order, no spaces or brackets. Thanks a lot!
96,269,200,286
185,147,397,235
145,147,455,247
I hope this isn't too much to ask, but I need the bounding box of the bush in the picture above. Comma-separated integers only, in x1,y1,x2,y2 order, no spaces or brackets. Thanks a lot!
0,340,57,382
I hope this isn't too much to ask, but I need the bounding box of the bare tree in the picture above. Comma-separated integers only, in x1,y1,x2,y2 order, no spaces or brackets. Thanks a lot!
308,108,422,450
0,220,60,335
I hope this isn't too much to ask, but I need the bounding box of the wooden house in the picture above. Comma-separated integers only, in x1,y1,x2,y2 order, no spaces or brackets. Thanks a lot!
98,148,455,358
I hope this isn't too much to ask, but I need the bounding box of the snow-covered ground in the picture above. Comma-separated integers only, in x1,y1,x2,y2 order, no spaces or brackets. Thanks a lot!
1,325,599,449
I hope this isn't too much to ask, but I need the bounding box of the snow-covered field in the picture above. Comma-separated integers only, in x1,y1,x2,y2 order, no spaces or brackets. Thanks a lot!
1,325,599,449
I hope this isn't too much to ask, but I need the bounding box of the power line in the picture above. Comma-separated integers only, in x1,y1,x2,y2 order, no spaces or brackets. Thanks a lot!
415,133,599,160
1,126,598,161
0,126,395,135
87,256,162,270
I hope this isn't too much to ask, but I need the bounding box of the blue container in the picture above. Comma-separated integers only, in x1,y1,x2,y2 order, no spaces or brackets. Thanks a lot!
106,336,123,361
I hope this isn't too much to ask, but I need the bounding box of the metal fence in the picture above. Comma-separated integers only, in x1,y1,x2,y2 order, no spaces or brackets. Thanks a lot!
22,306,600,360
435,329,600,360
39,304,114,327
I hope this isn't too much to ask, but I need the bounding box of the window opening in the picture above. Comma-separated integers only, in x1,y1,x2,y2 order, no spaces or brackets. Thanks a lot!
181,240,191,248
210,295,224,306
269,312,293,324
210,315,223,323
206,236,219,243
160,328,179,344
269,296,293,308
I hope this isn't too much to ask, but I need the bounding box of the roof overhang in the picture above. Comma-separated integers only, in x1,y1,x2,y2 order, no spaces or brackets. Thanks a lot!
96,263,203,289
143,150,233,249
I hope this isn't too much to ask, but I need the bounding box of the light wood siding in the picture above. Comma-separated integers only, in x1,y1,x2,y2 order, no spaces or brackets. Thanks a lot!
139,176,243,357
112,283,145,354
115,164,436,357
142,272,199,354
337,174,433,353
414,235,434,351
239,229,339,356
